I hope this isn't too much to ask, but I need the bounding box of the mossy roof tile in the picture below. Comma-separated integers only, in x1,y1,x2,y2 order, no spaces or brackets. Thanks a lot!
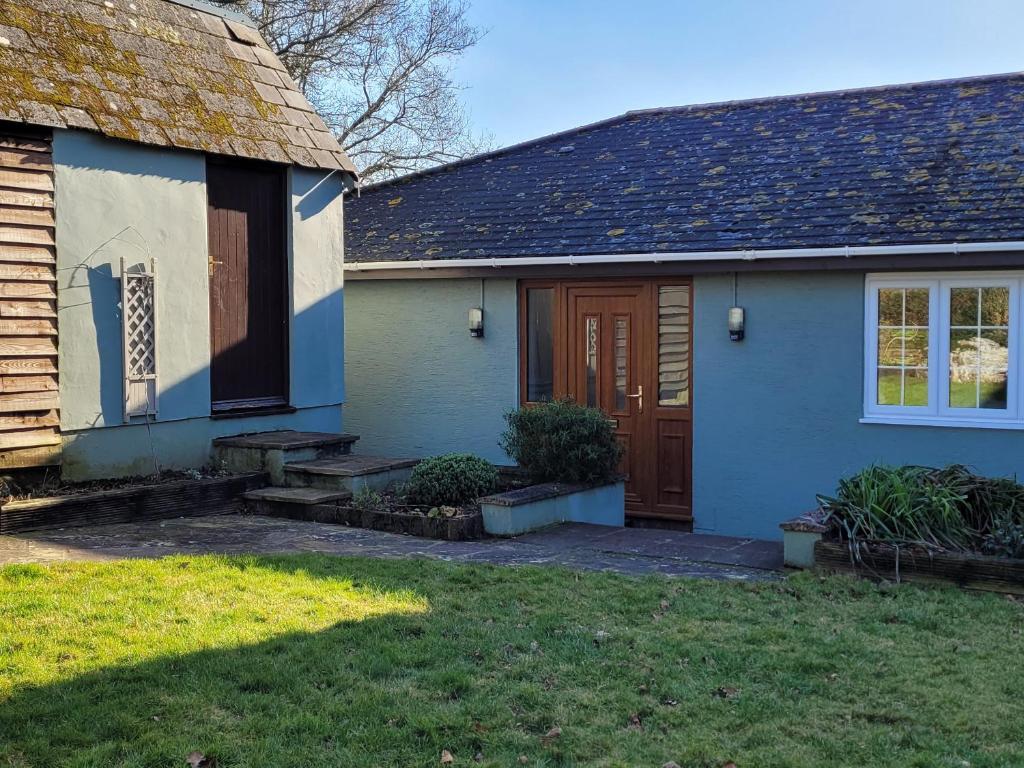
346,72,1024,262
0,0,357,176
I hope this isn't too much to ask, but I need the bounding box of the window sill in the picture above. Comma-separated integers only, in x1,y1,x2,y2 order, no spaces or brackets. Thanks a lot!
860,415,1024,431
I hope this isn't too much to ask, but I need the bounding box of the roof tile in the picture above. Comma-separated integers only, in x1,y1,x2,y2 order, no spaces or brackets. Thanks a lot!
0,0,357,175
345,73,1024,262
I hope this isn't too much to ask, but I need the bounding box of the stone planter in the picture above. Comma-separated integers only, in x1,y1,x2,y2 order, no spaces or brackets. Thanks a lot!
269,502,485,541
479,479,625,536
779,512,828,569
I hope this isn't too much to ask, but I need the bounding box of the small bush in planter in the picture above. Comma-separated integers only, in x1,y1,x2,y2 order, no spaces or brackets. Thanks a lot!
404,453,499,508
500,399,622,485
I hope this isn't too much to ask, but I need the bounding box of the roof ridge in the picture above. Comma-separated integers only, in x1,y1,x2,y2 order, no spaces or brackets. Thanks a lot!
627,70,1024,117
353,70,1024,194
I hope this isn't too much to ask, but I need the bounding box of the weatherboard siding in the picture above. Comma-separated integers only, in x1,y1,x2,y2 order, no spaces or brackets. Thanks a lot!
343,278,518,464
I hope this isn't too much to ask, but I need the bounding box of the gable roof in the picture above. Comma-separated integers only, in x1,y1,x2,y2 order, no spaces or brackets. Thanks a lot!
345,72,1024,264
0,0,357,175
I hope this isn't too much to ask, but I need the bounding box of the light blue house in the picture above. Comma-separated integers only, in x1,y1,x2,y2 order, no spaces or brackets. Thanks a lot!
0,0,357,479
343,73,1024,540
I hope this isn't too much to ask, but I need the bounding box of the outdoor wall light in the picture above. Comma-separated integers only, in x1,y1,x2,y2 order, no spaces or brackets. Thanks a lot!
469,306,484,337
728,306,745,341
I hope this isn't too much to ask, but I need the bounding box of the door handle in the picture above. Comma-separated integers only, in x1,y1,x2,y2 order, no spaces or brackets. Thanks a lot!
208,260,224,277
626,385,643,414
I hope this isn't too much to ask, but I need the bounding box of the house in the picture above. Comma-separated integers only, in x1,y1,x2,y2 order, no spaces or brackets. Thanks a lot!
0,0,357,480
343,73,1024,540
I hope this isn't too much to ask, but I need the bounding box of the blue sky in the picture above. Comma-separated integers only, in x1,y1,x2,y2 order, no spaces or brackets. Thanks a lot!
453,0,1024,148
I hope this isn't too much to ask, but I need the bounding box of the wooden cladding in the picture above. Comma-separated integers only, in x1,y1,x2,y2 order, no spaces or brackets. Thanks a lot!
0,128,59,470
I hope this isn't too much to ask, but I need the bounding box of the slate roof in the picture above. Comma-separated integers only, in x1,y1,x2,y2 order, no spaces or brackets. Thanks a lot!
0,0,357,174
345,72,1024,263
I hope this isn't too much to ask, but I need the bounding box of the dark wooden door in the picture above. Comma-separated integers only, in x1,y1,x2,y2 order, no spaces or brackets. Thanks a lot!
207,162,288,412
524,279,693,522
566,285,652,511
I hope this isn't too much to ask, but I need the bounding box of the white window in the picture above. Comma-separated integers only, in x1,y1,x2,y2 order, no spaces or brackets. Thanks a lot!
863,272,1022,429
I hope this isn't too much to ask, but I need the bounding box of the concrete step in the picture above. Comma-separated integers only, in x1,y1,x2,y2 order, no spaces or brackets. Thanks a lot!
283,455,419,493
242,486,351,519
213,430,359,484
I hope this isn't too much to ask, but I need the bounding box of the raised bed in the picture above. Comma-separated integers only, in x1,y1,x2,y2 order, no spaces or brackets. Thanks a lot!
265,501,484,541
479,479,625,536
0,472,268,534
814,540,1024,595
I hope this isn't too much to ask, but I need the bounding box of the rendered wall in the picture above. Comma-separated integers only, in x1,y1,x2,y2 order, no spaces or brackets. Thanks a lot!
343,278,518,463
692,270,1024,540
53,130,346,479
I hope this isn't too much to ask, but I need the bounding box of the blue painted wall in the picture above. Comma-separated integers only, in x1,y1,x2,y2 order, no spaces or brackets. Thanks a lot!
693,270,1024,539
343,278,518,463
53,130,348,479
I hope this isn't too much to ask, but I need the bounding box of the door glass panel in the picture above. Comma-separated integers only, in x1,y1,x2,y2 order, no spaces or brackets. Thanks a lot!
614,316,628,411
876,287,930,407
585,316,599,408
525,288,554,402
658,286,689,406
948,286,1009,409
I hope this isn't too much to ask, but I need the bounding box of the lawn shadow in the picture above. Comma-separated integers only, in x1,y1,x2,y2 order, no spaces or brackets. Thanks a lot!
0,554,476,767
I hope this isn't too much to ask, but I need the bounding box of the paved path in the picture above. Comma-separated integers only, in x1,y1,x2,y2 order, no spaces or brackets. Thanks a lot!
0,514,783,581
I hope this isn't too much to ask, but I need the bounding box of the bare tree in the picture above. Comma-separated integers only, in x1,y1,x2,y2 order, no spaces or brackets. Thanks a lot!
219,0,488,180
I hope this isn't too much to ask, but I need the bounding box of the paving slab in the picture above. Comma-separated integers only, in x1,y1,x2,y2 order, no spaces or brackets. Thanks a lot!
0,515,782,582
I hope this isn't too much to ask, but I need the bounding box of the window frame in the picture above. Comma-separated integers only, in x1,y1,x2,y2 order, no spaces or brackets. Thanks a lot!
863,271,1024,429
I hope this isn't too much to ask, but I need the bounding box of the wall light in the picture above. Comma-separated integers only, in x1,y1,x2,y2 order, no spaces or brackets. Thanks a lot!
469,306,484,337
728,306,745,341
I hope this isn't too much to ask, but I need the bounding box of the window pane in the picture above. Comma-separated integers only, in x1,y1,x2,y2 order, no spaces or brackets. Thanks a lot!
876,287,929,407
585,315,598,408
877,368,902,405
948,288,1009,410
904,369,929,406
525,288,553,402
658,286,689,406
981,287,1010,326
905,288,929,326
614,317,628,412
950,287,977,326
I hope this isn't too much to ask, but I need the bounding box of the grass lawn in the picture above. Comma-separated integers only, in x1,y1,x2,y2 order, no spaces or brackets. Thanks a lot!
1,555,1022,767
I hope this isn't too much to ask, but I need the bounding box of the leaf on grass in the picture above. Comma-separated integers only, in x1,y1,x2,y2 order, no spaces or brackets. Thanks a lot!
441,749,455,764
714,686,740,700
662,762,682,768
541,726,561,745
627,713,643,731
186,752,216,768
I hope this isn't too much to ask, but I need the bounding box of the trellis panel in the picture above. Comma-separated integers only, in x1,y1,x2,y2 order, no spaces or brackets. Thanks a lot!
121,257,158,420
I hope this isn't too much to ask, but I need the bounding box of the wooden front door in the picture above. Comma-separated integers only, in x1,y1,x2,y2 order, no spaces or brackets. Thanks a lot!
207,162,288,413
521,279,693,522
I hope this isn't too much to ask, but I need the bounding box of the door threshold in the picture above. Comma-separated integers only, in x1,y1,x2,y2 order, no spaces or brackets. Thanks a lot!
625,516,694,532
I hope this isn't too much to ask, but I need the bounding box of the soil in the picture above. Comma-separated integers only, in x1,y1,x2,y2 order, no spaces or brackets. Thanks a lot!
1,467,236,503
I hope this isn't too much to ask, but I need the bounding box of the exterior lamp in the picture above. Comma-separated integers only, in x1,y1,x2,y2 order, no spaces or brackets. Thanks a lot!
469,306,484,337
728,306,745,341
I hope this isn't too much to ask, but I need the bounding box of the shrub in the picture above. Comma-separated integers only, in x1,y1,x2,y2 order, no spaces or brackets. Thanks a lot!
403,453,499,508
818,464,1024,554
499,399,622,485
352,487,385,514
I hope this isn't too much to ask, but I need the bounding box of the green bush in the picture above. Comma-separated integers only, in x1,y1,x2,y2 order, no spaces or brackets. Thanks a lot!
403,453,499,508
499,399,622,485
818,464,1024,554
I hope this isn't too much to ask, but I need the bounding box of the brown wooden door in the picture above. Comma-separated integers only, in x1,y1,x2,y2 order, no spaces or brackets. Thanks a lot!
523,279,693,522
566,285,651,510
207,162,288,412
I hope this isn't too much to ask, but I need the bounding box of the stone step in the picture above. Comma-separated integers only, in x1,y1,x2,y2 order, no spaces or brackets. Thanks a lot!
283,455,419,493
242,486,351,520
212,430,359,485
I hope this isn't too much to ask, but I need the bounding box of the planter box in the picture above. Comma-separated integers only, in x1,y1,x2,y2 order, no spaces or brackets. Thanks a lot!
0,472,268,534
780,513,828,569
815,540,1024,595
268,502,484,541
479,480,625,536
